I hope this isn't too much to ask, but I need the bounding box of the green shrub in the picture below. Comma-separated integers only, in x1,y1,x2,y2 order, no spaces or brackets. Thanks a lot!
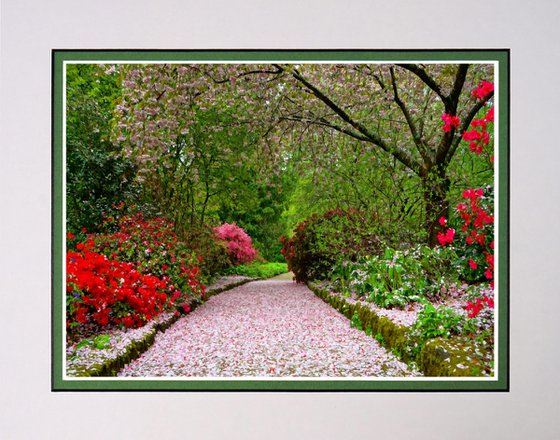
280,209,384,282
174,224,232,278
413,302,464,340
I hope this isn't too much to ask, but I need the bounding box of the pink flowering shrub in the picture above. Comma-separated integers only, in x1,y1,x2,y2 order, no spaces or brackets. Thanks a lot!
213,223,257,265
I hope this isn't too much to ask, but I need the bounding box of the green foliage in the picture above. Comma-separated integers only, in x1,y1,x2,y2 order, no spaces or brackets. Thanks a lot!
413,302,464,340
329,244,460,308
75,334,112,351
223,262,288,279
282,143,426,249
350,312,363,331
374,333,385,344
281,208,384,282
66,142,138,232
66,64,138,233
168,223,231,281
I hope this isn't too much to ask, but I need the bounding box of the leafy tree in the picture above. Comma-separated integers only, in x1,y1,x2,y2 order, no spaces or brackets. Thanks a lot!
267,63,494,246
66,64,137,232
112,63,494,249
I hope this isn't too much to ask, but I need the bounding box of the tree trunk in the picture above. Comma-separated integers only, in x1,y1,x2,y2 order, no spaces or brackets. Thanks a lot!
422,165,450,247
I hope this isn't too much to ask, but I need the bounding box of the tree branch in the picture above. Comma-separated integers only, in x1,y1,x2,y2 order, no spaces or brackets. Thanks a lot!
199,65,284,84
448,64,470,113
397,64,449,106
279,65,420,174
280,115,371,143
389,66,429,164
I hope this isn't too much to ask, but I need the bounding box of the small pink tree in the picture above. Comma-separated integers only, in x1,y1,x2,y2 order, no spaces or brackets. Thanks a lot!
213,223,256,265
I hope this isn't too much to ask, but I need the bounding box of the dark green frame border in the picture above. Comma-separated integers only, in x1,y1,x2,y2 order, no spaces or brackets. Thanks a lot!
52,49,509,392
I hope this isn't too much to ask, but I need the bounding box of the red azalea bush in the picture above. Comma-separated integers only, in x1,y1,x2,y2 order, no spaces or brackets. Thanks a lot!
91,212,205,301
456,187,494,285
438,80,495,317
280,209,383,283
213,222,257,265
462,106,494,158
66,248,170,332
66,209,206,337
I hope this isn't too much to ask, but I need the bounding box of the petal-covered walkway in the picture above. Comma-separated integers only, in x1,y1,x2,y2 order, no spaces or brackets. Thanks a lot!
118,276,419,377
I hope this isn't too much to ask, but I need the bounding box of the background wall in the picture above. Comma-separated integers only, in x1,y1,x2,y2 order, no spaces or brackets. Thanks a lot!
1,1,559,438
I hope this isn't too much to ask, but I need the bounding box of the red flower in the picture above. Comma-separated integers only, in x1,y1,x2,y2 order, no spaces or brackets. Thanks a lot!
465,299,484,318
483,295,494,309
75,307,88,324
441,113,461,132
67,232,75,240
122,316,135,327
472,81,494,100
468,259,478,270
438,216,447,226
485,106,494,122
182,303,191,313
76,243,84,251
437,228,455,246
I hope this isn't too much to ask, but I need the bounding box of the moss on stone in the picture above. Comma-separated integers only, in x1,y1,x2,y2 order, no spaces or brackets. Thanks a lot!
419,338,490,377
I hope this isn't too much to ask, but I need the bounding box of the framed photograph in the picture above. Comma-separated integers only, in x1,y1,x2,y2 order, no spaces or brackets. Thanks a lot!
52,49,509,391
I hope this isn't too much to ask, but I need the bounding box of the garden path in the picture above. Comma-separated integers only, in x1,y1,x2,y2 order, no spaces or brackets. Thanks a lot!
118,275,419,377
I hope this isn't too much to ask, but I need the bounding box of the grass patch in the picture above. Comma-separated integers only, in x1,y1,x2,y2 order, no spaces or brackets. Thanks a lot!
223,262,288,279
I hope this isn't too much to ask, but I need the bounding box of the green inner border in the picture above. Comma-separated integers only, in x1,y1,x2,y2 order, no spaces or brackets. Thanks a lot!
52,50,509,392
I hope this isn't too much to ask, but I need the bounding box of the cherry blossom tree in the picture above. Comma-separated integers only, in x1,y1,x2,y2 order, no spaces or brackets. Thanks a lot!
113,62,494,246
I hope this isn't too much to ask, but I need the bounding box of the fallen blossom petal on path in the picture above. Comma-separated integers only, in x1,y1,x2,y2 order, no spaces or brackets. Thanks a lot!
118,278,420,378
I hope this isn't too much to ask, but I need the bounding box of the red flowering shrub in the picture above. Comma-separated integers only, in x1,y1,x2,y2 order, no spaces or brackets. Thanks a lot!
436,80,496,324
456,186,494,285
462,106,494,157
458,80,495,288
434,79,496,328
280,209,383,282
66,249,169,332
213,223,257,265
91,212,205,302
66,210,206,336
